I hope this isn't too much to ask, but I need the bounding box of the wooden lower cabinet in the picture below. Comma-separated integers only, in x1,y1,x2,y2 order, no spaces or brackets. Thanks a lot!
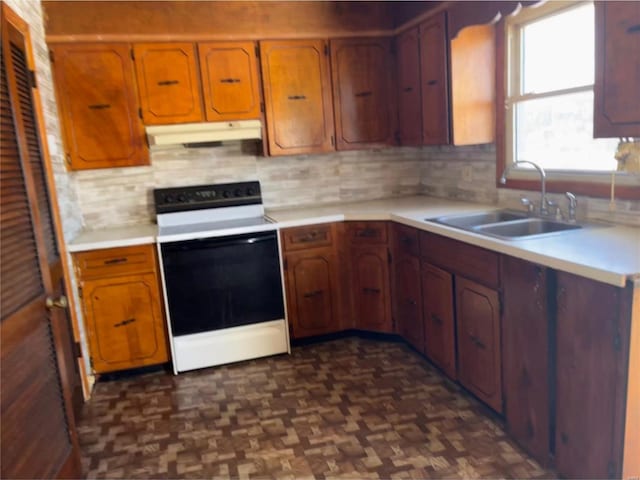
501,256,550,465
74,245,168,373
351,244,392,333
555,272,629,479
455,276,502,412
392,253,423,350
284,247,340,338
422,262,456,379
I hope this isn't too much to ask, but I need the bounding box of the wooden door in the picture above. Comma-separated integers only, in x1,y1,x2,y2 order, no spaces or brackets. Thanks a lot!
134,42,203,124
82,273,168,373
331,37,396,150
50,42,148,170
555,272,628,479
396,28,422,145
260,39,334,155
455,276,502,412
1,4,82,478
422,262,456,379
420,12,450,145
594,1,640,137
501,257,550,465
351,245,392,333
393,254,424,350
284,248,339,338
199,41,261,121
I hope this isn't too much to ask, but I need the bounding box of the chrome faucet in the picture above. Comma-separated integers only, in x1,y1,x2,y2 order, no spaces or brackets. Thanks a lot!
500,160,548,216
565,192,577,223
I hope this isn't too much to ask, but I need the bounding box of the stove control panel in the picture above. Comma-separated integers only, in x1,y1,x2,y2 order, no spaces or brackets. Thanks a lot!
154,181,262,214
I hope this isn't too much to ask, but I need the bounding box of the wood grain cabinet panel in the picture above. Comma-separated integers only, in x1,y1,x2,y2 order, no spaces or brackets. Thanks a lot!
351,244,392,333
501,256,550,466
555,272,628,479
50,43,148,170
594,1,640,137
393,254,423,350
260,39,334,156
455,276,502,412
331,37,396,150
198,41,261,121
422,262,456,379
396,28,422,146
133,42,203,124
284,248,340,339
420,11,450,145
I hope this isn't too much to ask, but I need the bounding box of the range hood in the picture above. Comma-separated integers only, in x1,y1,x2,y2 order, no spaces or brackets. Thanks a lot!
145,120,262,147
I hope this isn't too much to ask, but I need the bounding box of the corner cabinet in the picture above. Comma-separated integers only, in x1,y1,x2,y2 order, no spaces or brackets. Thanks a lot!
331,38,396,150
73,244,168,373
133,42,204,125
260,39,335,156
50,43,148,170
594,1,640,137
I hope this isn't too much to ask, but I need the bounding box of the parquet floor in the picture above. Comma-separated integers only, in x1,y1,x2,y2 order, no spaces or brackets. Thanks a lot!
78,337,556,479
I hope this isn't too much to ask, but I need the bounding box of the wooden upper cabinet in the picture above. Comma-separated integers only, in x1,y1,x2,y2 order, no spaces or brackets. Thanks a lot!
594,1,640,137
449,23,495,145
260,39,334,156
198,41,261,121
133,42,203,125
420,12,450,145
396,28,422,146
50,43,148,170
331,37,396,150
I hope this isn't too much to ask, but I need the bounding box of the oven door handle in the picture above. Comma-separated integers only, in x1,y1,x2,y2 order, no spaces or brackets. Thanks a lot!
190,234,275,249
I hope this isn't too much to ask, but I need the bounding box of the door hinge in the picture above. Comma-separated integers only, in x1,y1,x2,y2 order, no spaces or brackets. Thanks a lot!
65,153,72,166
49,50,54,63
260,102,265,114
283,258,288,271
255,44,260,58
498,292,504,316
73,341,82,359
89,355,94,370
138,108,143,120
613,331,622,352
324,44,329,56
387,249,392,264
78,286,83,299
130,49,135,61
29,70,37,89
330,135,335,147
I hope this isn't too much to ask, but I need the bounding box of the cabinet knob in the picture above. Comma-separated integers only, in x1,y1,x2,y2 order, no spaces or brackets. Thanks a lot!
46,295,68,310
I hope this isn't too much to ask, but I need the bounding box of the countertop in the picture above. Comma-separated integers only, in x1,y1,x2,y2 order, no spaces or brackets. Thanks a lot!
68,196,640,287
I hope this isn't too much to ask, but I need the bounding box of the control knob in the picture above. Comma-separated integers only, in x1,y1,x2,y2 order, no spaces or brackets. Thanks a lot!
223,190,231,198
247,187,256,196
164,194,175,204
177,194,186,203
234,189,243,197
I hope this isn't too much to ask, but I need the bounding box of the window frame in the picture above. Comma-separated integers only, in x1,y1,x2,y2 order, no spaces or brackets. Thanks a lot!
496,1,640,200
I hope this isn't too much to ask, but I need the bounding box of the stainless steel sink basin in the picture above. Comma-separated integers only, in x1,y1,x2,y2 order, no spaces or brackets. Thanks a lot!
474,218,582,240
427,209,528,229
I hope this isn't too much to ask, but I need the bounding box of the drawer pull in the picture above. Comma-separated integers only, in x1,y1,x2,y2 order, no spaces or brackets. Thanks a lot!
363,287,381,294
355,91,373,97
157,80,179,86
627,24,640,34
403,87,413,93
406,298,417,306
427,80,438,86
356,228,377,238
298,231,321,242
470,334,486,350
303,290,323,298
88,103,110,110
114,318,136,328
401,237,413,245
220,78,241,83
104,257,128,265
288,95,306,101
431,313,443,325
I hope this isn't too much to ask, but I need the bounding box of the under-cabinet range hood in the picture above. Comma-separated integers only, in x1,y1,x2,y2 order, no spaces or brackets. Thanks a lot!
145,120,262,147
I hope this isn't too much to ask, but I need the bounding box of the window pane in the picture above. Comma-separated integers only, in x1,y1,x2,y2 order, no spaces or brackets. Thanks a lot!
522,4,594,93
515,91,618,171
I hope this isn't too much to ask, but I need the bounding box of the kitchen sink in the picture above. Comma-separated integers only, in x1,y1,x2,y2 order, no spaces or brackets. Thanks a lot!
425,209,585,240
474,218,582,240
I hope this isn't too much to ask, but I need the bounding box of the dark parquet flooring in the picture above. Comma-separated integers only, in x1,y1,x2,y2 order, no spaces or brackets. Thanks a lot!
78,337,556,479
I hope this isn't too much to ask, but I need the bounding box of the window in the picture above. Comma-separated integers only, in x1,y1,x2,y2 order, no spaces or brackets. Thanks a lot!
505,1,619,173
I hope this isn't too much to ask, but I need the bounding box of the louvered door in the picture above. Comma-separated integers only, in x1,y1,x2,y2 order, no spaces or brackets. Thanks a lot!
1,4,82,478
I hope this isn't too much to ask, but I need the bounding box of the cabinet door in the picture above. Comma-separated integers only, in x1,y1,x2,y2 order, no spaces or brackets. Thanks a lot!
284,248,339,339
393,254,423,350
594,1,640,137
422,262,456,379
133,42,203,125
396,28,422,146
50,43,148,170
82,273,168,373
331,37,395,150
420,12,450,145
555,272,628,479
501,257,550,465
199,41,261,121
351,245,392,333
260,40,334,156
456,276,502,412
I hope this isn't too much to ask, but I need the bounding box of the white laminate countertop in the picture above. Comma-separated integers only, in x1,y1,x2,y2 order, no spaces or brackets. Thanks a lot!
68,196,640,287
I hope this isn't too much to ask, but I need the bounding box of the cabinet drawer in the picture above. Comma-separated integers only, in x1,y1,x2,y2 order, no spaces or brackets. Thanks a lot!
74,244,156,279
391,223,420,257
419,232,499,288
282,224,334,252
346,221,388,244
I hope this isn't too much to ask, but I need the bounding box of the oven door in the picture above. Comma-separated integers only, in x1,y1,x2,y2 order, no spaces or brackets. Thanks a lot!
161,231,284,337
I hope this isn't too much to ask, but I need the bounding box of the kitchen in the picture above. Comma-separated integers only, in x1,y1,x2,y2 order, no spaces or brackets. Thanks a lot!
1,0,639,478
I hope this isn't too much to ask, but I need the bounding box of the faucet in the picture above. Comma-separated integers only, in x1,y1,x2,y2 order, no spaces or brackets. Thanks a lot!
500,160,548,216
565,192,577,223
